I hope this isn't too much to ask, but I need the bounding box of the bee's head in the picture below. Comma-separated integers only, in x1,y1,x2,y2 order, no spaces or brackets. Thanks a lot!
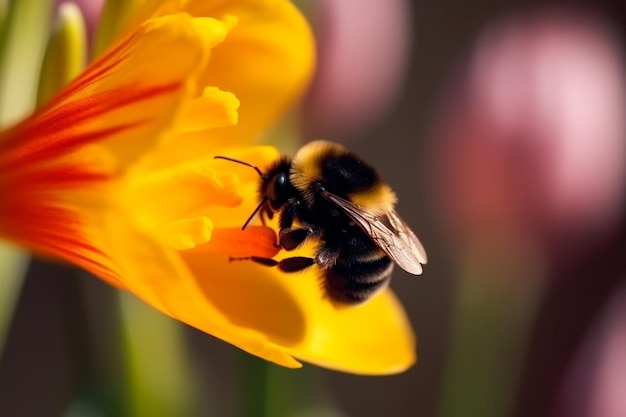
261,157,293,211
213,155,298,229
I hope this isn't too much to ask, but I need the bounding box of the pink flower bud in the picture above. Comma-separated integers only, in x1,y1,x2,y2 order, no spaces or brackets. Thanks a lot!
303,0,412,140
434,10,626,252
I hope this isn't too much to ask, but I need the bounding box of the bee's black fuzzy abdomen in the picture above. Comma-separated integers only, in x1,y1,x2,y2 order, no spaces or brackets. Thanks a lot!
324,255,393,304
315,228,393,304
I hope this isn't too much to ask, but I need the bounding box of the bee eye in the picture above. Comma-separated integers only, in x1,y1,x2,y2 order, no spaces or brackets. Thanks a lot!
268,172,288,210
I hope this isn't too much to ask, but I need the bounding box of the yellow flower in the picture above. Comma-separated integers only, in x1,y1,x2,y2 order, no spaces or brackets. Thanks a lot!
0,0,415,374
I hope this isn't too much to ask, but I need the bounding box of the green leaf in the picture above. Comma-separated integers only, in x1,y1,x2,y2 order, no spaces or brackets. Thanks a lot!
94,0,138,58
0,0,53,126
119,293,200,417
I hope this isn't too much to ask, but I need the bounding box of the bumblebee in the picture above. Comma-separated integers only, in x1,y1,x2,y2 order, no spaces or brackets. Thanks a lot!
215,140,427,304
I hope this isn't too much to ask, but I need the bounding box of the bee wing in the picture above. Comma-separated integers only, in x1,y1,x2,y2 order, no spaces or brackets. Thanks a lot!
320,190,428,275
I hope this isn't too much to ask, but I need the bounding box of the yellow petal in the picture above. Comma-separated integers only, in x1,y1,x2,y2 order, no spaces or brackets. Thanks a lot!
121,159,244,225
180,248,415,374
108,142,414,374
117,146,279,230
162,217,213,250
287,290,416,374
123,0,316,167
0,13,218,283
1,0,415,375
195,0,316,144
179,86,240,132
101,213,302,368
0,13,221,171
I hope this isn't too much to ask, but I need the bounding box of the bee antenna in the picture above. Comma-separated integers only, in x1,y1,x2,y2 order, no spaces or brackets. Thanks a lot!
241,196,268,230
214,156,265,178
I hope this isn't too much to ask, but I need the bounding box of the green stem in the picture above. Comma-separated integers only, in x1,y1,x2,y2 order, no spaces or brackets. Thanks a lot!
438,250,542,417
119,293,200,417
238,353,342,417
239,355,272,417
0,244,28,358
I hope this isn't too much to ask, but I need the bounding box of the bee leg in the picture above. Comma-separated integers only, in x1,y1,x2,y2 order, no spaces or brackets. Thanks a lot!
279,199,300,229
259,205,274,226
315,245,340,268
279,227,312,251
229,256,278,266
230,256,315,273
276,256,315,272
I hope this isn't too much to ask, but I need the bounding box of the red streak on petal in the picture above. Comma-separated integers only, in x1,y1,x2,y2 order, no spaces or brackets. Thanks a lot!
43,26,144,112
0,82,180,170
6,122,142,172
0,21,193,288
1,203,120,283
0,19,184,171
15,164,111,189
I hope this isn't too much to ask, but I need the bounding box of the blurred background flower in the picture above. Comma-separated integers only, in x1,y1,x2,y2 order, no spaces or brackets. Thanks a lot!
54,0,104,44
431,9,626,417
434,10,626,255
302,0,412,141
